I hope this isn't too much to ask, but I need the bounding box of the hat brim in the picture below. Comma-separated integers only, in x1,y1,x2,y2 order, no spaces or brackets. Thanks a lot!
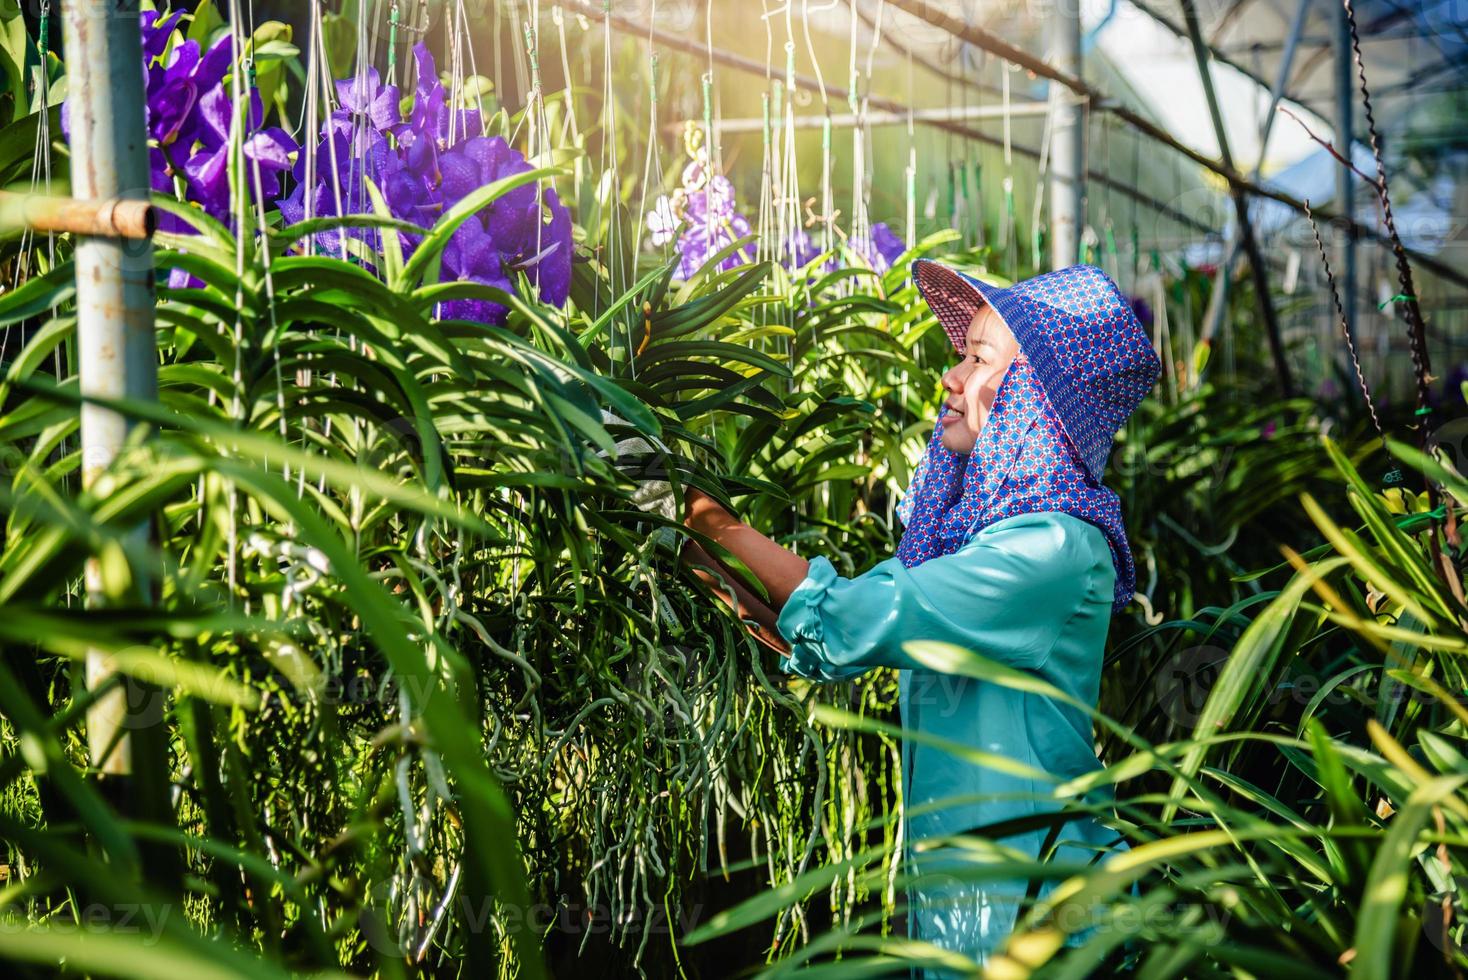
911,257,1090,475
912,259,1015,355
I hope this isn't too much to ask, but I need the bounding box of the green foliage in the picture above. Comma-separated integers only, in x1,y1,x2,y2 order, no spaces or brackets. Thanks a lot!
689,438,1468,977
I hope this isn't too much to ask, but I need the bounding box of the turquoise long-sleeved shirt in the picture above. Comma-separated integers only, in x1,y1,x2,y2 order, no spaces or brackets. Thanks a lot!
774,510,1132,972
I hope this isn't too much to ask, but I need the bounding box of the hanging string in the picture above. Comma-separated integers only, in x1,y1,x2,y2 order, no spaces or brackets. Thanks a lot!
705,0,721,175
316,0,349,262
446,0,466,147
1342,0,1433,433
1031,85,1056,272
756,0,776,269
224,0,257,602
599,0,623,316
5,0,55,366
552,6,583,192
490,0,503,111
296,0,324,502
849,0,885,277
630,0,667,292
800,0,837,267
780,37,801,281
1077,92,1093,266
904,45,915,251
1000,61,1016,275
234,0,290,477
963,39,980,252
700,69,713,266
851,0,857,265
507,0,531,102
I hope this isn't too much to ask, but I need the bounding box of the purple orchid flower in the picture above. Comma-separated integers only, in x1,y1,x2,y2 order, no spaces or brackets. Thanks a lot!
180,85,298,221
279,129,414,258
395,44,482,185
848,221,905,273
147,35,234,151
281,121,440,267
331,67,402,138
183,128,298,222
675,210,755,280
441,218,516,323
140,10,185,61
674,175,755,278
435,136,572,320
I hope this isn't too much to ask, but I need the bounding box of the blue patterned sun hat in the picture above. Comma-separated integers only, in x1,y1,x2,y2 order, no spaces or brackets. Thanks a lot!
911,259,1161,482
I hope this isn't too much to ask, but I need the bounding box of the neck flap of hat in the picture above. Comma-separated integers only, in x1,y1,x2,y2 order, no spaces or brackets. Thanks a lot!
895,356,1137,614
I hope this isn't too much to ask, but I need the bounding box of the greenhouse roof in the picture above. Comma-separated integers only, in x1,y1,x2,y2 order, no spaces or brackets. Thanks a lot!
1128,0,1468,131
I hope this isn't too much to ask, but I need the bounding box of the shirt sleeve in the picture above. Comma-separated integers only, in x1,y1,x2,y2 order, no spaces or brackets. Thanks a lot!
773,513,1101,681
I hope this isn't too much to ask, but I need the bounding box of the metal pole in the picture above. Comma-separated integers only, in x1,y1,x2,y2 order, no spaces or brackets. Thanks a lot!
61,0,159,777
1199,0,1310,351
1335,0,1359,361
1048,0,1084,271
1179,0,1292,396
671,99,1061,135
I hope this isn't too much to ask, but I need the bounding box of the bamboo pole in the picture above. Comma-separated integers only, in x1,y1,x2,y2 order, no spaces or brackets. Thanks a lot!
0,190,155,239
61,0,159,778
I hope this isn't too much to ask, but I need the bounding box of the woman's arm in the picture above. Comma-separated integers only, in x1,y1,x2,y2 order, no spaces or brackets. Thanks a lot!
680,539,790,656
681,488,810,611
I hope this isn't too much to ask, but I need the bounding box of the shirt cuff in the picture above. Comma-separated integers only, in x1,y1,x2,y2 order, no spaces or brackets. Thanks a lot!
776,556,864,681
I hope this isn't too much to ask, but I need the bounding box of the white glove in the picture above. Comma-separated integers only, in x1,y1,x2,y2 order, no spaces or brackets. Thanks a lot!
598,409,677,522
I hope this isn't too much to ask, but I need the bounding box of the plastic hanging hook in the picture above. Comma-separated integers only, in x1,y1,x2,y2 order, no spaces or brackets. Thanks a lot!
387,1,400,81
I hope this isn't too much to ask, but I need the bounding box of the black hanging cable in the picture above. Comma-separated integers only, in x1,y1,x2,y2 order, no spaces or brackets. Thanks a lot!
1342,0,1432,433
1306,198,1396,482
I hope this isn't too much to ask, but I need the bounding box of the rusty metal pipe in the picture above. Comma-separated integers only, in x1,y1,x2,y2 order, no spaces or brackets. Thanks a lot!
0,190,155,239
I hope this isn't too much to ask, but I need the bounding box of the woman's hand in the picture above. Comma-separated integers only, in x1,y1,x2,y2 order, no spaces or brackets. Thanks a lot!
680,538,790,656
677,487,810,611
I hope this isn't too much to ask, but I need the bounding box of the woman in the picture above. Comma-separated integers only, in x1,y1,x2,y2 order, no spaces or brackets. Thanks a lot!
619,259,1159,971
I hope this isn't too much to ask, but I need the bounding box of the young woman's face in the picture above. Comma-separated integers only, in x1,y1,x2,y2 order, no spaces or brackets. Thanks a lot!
938,306,1021,453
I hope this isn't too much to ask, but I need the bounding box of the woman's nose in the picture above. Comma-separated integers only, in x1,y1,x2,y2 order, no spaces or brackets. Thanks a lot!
941,361,967,394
